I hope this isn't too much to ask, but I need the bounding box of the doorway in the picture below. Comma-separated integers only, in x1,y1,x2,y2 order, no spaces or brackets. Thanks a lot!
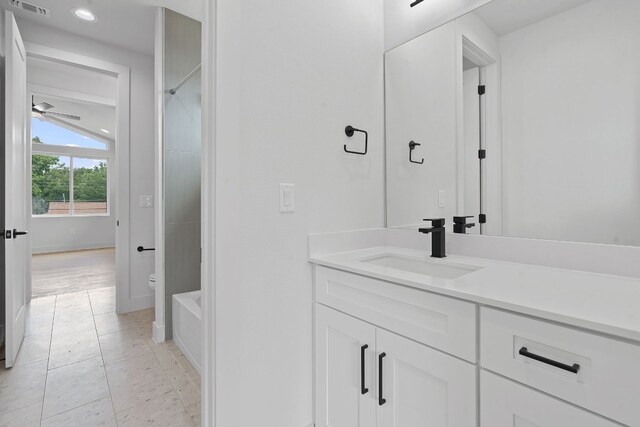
1,5,203,425
29,66,118,299
458,35,501,236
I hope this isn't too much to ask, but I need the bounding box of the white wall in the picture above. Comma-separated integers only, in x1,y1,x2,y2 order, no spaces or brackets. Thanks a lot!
18,19,156,303
214,0,385,425
499,0,640,246
384,0,492,51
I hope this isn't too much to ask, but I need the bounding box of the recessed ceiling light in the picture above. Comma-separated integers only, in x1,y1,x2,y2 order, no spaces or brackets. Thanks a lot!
72,8,97,22
100,128,110,134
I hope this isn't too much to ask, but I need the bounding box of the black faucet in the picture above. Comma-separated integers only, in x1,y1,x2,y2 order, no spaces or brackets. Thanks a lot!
418,218,446,258
453,216,476,234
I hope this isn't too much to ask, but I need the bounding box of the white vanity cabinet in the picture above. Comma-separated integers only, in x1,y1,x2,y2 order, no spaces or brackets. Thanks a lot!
314,267,477,427
312,261,640,427
315,304,377,427
376,328,476,427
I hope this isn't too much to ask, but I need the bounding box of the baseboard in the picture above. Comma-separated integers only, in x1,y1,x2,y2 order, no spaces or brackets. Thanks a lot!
173,328,201,374
32,243,115,254
118,294,153,314
152,321,165,344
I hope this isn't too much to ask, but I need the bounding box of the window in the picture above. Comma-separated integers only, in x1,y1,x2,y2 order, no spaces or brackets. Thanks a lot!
32,154,71,215
32,117,108,150
73,158,108,214
32,118,111,217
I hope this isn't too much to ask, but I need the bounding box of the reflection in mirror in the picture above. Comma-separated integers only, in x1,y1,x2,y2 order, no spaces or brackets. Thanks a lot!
385,0,640,246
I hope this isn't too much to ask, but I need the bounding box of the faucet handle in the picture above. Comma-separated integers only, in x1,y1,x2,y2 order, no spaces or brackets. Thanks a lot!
423,218,445,227
453,216,474,224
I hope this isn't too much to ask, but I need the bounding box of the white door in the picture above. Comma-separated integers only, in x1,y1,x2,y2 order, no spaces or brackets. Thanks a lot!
3,11,28,368
315,304,376,427
480,371,618,427
377,329,476,427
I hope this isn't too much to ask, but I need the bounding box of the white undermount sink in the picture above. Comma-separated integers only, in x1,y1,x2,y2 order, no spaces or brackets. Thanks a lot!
362,254,481,279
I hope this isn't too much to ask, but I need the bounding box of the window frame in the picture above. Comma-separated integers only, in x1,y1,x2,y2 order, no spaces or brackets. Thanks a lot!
32,139,112,218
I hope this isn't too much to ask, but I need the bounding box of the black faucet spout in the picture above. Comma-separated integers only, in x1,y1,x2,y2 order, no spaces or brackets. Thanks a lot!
419,219,446,258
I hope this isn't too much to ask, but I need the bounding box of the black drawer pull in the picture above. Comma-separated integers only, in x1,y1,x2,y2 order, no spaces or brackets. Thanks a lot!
361,345,369,395
378,352,386,405
519,347,580,374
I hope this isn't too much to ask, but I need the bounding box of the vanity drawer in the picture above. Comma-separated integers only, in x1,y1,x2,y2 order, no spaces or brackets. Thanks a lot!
480,307,640,426
481,370,619,427
314,266,476,362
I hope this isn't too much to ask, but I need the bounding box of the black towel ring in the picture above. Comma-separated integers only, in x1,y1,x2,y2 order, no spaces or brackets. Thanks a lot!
344,125,368,155
409,141,424,164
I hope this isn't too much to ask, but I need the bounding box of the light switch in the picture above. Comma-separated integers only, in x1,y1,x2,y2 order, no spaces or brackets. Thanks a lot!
438,190,445,208
279,183,295,213
140,195,153,208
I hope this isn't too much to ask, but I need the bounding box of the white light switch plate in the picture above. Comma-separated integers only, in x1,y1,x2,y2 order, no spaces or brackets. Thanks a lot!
279,183,295,213
140,195,153,208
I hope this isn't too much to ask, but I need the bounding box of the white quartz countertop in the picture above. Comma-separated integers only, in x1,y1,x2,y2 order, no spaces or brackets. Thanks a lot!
309,246,640,343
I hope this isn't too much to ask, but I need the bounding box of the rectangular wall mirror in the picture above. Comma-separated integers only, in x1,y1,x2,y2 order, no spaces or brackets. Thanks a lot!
385,0,640,246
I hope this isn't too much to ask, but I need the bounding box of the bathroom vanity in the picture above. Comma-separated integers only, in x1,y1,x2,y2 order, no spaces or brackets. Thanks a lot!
310,234,640,426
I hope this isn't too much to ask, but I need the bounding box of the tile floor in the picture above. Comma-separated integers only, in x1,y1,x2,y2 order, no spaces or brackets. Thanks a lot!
0,287,201,427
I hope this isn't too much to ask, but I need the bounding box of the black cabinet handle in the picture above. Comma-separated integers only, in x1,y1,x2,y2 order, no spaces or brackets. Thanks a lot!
12,229,28,238
361,345,369,395
378,352,386,405
519,347,580,374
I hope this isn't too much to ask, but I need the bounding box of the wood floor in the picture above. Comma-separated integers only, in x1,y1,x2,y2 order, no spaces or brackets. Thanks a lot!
32,248,116,298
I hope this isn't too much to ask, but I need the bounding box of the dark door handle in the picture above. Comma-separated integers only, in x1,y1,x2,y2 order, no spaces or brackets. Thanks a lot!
12,229,28,238
378,352,386,405
137,246,155,252
361,344,369,395
519,347,580,374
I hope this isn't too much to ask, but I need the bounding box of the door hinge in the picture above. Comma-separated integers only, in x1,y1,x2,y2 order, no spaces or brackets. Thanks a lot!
478,85,486,95
479,214,487,224
478,149,486,159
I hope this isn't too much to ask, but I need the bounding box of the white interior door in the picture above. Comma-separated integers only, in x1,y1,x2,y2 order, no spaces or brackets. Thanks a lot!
315,304,377,427
4,11,28,368
377,328,476,427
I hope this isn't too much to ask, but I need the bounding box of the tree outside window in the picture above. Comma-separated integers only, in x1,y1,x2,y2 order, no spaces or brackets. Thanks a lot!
32,136,109,216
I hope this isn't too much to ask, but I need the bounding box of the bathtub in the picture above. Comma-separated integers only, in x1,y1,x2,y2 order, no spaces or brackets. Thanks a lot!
172,290,201,374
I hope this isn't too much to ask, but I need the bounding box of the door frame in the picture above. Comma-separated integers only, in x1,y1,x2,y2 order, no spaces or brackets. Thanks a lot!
455,35,501,235
202,0,216,425
24,43,132,313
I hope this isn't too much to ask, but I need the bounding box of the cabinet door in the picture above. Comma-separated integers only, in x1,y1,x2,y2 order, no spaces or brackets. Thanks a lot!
480,371,619,427
316,304,377,427
377,329,476,427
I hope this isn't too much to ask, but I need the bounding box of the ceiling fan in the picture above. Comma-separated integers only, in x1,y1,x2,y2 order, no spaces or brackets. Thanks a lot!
31,96,81,121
